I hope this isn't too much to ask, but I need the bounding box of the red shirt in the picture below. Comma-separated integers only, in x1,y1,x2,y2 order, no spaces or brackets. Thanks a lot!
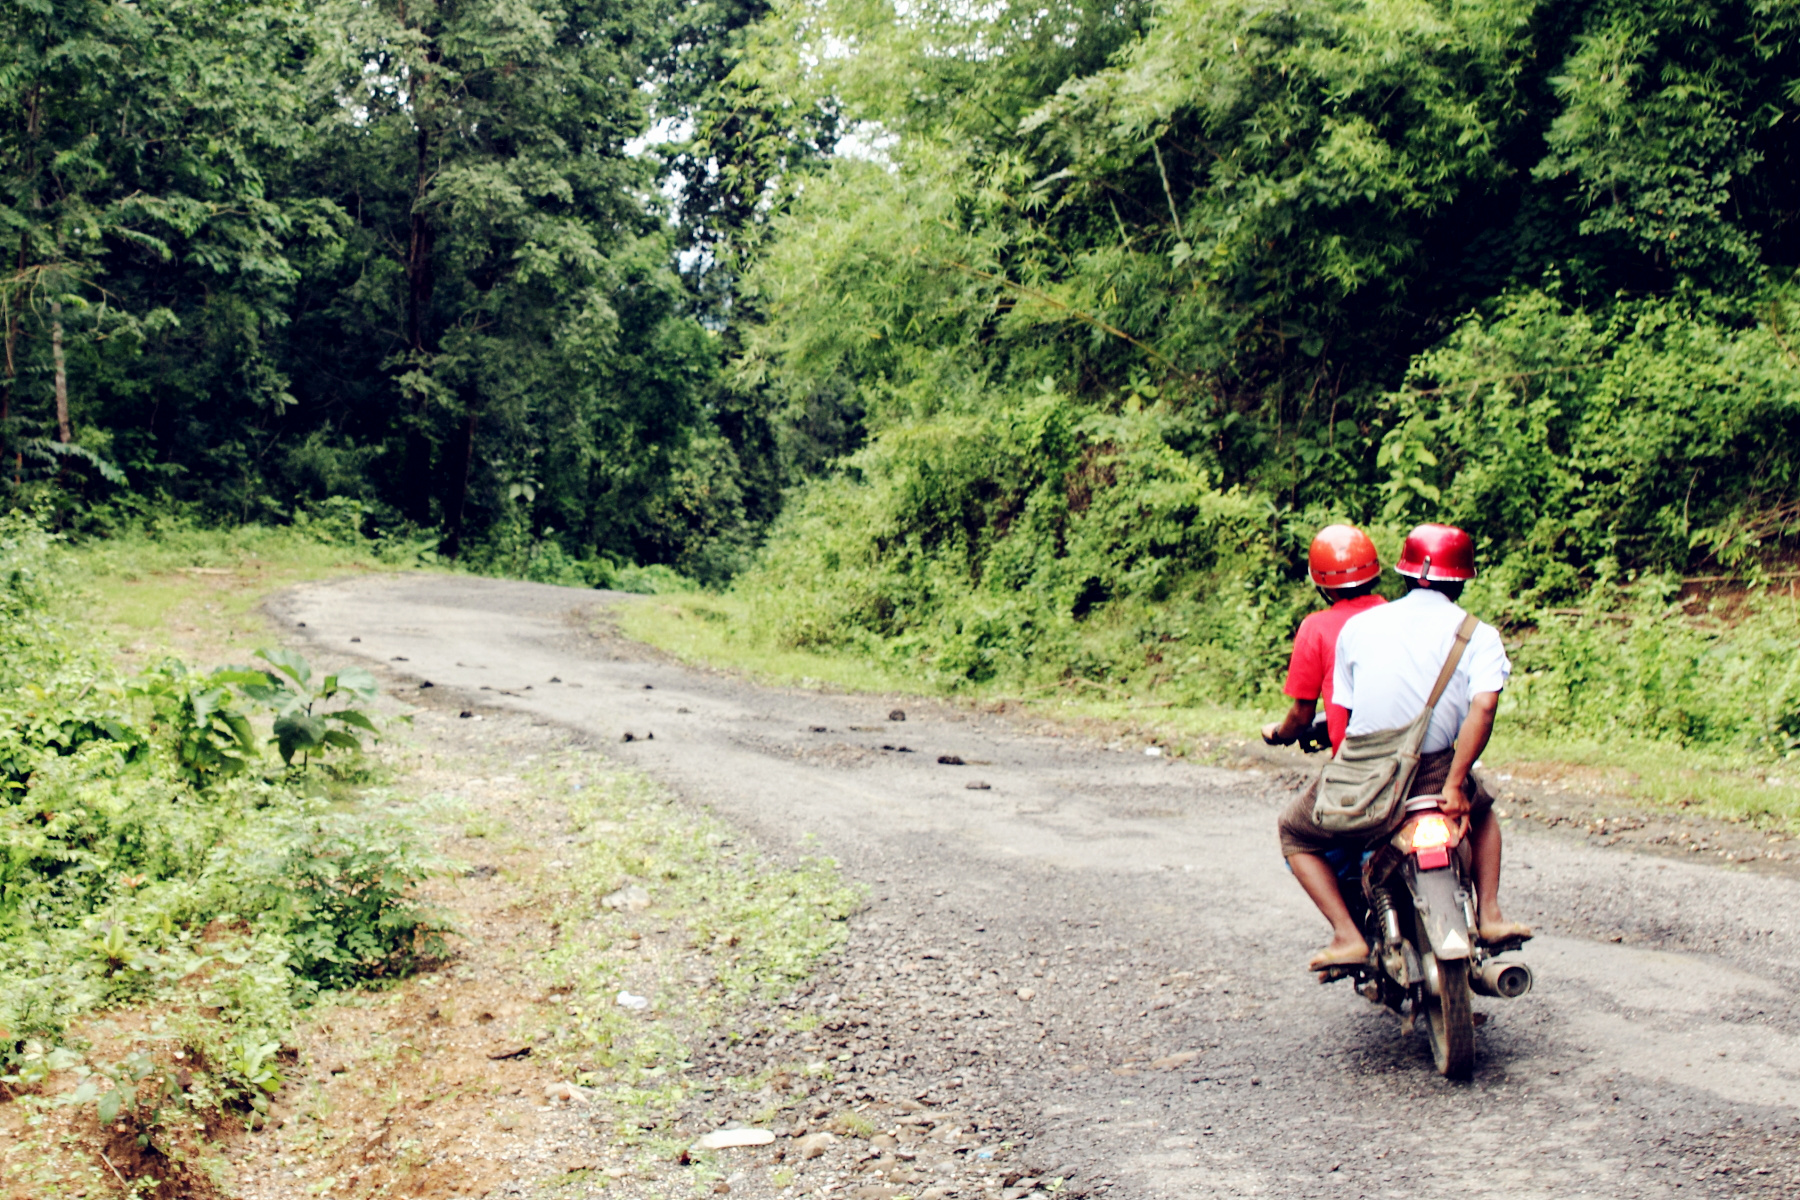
1282,593,1386,750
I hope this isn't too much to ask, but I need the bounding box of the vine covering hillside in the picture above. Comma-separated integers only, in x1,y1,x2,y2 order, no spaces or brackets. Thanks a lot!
708,0,1800,742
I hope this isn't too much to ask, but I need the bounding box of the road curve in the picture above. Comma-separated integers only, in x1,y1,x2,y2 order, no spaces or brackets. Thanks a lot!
275,574,1800,1199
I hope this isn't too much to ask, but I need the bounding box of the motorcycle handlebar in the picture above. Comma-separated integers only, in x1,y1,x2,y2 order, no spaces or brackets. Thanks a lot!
1296,723,1331,754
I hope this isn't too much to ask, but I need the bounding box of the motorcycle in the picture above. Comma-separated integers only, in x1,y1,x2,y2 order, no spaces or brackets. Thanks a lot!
1317,794,1533,1079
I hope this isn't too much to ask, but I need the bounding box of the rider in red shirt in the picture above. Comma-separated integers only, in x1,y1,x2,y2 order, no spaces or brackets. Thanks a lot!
1262,525,1385,753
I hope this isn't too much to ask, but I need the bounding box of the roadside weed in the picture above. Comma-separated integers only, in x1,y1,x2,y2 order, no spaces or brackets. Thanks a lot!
463,812,505,839
521,753,861,1135
0,514,448,1190
834,1110,877,1138
131,659,261,781
243,647,384,767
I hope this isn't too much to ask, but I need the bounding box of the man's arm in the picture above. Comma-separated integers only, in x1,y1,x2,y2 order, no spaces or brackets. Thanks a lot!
1262,699,1317,746
1267,617,1325,745
1441,691,1500,818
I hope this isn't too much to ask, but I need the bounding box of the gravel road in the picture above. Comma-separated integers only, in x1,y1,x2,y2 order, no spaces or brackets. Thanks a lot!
275,575,1800,1199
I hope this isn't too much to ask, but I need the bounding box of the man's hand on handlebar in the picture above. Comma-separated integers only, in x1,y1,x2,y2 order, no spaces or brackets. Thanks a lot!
1262,699,1318,747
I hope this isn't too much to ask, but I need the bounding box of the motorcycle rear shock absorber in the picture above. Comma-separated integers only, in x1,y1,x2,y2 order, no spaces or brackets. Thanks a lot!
1370,885,1403,948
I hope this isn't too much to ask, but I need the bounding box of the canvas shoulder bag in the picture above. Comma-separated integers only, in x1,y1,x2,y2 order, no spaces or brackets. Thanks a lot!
1312,612,1479,835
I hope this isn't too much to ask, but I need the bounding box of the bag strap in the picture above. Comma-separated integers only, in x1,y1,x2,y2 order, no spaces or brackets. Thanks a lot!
1422,613,1479,717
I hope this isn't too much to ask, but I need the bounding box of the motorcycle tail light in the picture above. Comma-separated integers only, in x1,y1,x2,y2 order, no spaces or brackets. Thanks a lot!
1402,813,1454,869
1415,846,1451,870
1410,814,1452,851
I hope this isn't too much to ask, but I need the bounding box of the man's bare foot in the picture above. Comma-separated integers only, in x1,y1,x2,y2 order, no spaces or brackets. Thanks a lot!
1478,918,1532,943
1307,933,1370,971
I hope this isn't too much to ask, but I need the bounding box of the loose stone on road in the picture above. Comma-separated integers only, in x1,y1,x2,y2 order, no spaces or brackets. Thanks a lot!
277,575,1800,1199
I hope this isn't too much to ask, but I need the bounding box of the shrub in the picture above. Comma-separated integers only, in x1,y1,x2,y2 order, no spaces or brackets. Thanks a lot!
732,386,1305,696
259,812,452,987
0,514,445,1073
1381,287,1800,609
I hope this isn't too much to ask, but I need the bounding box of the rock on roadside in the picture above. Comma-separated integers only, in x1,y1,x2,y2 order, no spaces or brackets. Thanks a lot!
603,884,651,912
697,1129,777,1150
797,1132,837,1159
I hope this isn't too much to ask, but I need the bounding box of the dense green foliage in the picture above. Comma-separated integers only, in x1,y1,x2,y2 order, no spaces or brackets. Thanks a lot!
0,0,768,580
700,0,1800,753
9,0,1800,756
0,517,443,1108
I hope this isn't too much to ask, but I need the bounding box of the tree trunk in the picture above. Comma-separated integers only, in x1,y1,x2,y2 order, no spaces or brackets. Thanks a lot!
401,102,438,525
4,233,21,484
441,405,479,558
18,87,37,485
51,299,69,444
1,316,12,487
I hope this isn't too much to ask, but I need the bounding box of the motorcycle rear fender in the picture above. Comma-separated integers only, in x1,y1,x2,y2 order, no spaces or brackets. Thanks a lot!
1405,861,1473,961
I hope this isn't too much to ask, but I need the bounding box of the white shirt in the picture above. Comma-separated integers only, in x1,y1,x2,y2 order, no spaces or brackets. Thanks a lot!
1332,588,1511,754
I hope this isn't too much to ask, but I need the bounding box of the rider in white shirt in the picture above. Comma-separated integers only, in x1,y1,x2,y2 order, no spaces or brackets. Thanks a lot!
1334,587,1511,752
1278,523,1532,970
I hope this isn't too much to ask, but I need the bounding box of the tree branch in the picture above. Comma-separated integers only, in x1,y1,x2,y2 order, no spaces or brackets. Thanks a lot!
935,257,1188,377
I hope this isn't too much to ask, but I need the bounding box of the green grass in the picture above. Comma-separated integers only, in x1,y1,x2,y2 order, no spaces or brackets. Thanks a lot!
620,591,1800,832
619,594,928,695
530,754,862,1104
619,590,1310,765
1477,734,1800,828
621,592,1229,721
63,520,437,665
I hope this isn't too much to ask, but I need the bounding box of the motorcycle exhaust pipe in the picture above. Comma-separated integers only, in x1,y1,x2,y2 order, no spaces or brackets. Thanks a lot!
1471,959,1532,999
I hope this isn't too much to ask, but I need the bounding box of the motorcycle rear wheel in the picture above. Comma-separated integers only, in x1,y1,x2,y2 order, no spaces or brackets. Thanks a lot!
1424,955,1475,1080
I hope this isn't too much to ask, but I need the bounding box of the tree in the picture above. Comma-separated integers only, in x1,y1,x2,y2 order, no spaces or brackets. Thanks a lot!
0,0,324,503
737,0,1800,510
292,0,726,555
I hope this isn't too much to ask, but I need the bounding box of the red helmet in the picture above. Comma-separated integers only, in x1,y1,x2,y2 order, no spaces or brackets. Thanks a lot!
1396,523,1477,581
1307,524,1381,588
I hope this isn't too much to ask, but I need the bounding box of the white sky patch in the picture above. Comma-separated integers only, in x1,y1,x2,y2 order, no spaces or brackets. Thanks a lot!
626,115,694,158
894,0,1009,21
835,121,900,170
625,116,695,220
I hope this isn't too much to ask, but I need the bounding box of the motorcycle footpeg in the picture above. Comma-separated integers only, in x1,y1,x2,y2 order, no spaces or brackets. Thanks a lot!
1480,933,1530,954
1316,962,1370,983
